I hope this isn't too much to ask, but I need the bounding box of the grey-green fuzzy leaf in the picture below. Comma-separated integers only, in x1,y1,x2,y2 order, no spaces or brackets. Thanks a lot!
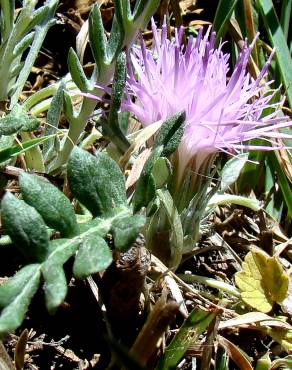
67,147,127,217
42,239,80,313
1,193,49,262
73,233,112,278
154,111,185,156
0,106,39,135
0,266,40,337
111,214,145,251
0,264,40,309
19,172,78,237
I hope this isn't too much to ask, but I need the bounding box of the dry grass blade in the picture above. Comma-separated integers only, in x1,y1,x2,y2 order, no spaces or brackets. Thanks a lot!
164,275,188,318
14,329,28,370
217,335,253,370
219,312,292,330
0,341,15,370
201,313,222,370
275,148,292,184
125,148,151,189
119,120,163,168
129,292,179,368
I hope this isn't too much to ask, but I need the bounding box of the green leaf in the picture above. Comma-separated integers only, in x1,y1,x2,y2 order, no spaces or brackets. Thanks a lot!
73,233,112,278
156,307,217,370
67,48,91,92
0,135,54,164
10,0,58,106
132,146,163,212
0,264,40,308
235,249,289,313
280,0,292,40
220,154,248,192
43,80,65,161
132,0,160,25
13,31,35,57
22,4,50,34
1,193,49,262
89,4,108,73
111,214,145,251
152,157,172,188
157,189,183,268
154,111,185,156
207,194,261,212
10,62,25,80
0,105,39,135
0,0,14,44
42,239,80,313
132,173,156,213
105,51,130,153
67,147,127,217
0,136,15,168
0,265,40,337
213,0,240,44
62,90,75,121
107,14,124,63
256,0,292,107
19,172,79,237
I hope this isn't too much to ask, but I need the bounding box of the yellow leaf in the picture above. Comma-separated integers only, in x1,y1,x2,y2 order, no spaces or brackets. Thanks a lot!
266,328,292,352
235,249,289,313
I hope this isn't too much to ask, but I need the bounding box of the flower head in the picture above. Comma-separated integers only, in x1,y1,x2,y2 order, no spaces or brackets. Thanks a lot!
123,20,291,180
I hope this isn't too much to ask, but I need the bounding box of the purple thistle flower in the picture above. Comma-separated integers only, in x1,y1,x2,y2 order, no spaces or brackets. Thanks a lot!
123,20,291,181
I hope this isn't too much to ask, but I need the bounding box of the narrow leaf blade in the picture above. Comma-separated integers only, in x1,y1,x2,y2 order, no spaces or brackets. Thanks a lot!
157,307,218,369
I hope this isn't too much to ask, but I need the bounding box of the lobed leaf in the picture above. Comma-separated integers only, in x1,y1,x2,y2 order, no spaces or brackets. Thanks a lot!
73,233,112,278
1,193,49,263
67,147,128,217
67,48,91,92
19,172,79,238
0,264,40,309
0,265,41,337
42,239,80,313
107,3,125,62
0,105,39,136
13,31,35,57
235,249,289,313
43,80,65,163
105,51,130,153
10,0,58,106
132,0,160,26
111,214,145,251
89,4,108,73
